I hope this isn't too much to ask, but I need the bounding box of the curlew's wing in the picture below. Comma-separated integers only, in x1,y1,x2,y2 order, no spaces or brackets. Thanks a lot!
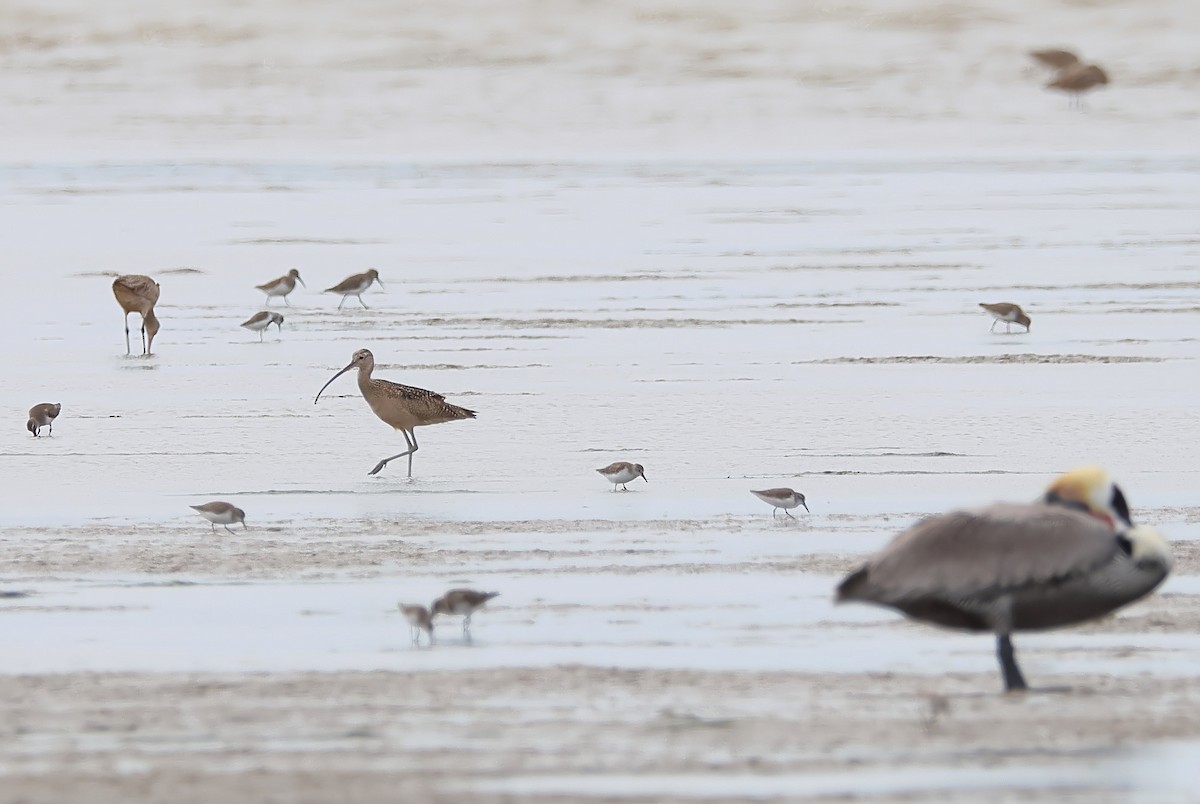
113,274,160,304
839,503,1120,604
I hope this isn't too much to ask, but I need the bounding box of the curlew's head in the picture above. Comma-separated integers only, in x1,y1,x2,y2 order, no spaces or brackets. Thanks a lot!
314,349,376,404
1042,466,1131,529
143,310,161,354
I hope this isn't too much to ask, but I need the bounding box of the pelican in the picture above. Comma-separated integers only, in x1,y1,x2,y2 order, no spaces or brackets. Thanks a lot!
837,467,1171,692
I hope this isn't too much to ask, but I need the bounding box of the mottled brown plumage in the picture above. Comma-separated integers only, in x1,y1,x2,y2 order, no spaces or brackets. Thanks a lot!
112,274,161,355
255,268,304,305
314,348,476,477
27,402,61,437
837,467,1171,692
1029,48,1080,71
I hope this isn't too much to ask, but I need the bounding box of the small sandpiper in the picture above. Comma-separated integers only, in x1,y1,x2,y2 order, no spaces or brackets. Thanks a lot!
399,603,434,645
255,269,305,306
27,403,61,437
1046,62,1109,107
979,302,1031,334
189,501,247,533
240,311,284,341
431,589,499,633
325,269,384,310
750,488,809,519
596,461,648,491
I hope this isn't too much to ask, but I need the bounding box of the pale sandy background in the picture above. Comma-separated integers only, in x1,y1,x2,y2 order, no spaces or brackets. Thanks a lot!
2,0,1200,801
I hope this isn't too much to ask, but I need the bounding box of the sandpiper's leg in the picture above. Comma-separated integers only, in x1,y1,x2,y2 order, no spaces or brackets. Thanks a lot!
357,294,368,310
259,330,265,342
784,509,797,520
224,524,236,534
997,633,1028,692
369,430,418,476
772,507,778,518
284,295,291,307
211,522,217,533
337,295,346,310
989,319,997,333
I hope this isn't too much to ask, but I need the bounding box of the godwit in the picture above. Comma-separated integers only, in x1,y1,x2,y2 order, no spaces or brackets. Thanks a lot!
27,403,61,437
1028,49,1080,71
596,461,647,491
750,488,808,518
325,269,383,310
979,302,1031,333
255,268,305,305
189,501,247,534
240,311,284,341
1047,62,1109,106
837,466,1171,692
399,603,434,645
313,348,476,477
112,274,161,355
431,589,499,634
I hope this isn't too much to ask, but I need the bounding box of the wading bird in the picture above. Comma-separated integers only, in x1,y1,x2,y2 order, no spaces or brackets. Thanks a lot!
112,275,161,355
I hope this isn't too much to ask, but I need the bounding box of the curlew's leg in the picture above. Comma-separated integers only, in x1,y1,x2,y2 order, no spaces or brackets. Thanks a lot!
996,633,1028,692
123,312,132,354
357,294,368,310
369,430,418,477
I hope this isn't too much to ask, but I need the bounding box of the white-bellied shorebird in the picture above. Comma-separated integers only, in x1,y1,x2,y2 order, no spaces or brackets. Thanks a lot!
1029,48,1080,71
596,461,647,491
255,269,305,306
240,311,284,341
314,348,476,477
189,501,247,534
27,403,61,437
1047,62,1109,106
399,603,434,645
750,488,808,519
325,269,383,310
431,589,499,634
837,466,1170,692
979,302,1031,334
112,275,161,355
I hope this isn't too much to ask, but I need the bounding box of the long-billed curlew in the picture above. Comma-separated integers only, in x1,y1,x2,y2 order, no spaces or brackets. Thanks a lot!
112,274,161,355
837,466,1171,692
750,488,808,518
189,501,247,534
27,403,61,437
255,268,305,305
240,311,284,341
325,269,384,310
313,348,476,477
979,302,1031,333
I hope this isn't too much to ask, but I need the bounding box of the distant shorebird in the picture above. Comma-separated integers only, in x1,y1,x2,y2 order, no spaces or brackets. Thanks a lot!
325,269,384,310
314,348,476,477
1047,62,1109,106
750,488,808,519
837,466,1171,692
1029,48,1080,71
189,501,247,534
597,461,647,491
431,589,499,634
240,311,284,341
27,403,61,437
112,274,161,355
979,302,1031,334
255,269,305,305
399,603,435,645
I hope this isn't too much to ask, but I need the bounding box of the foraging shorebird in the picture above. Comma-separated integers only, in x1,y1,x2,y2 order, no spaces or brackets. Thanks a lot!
325,269,384,310
836,466,1172,692
314,348,477,477
1029,48,1080,71
431,589,499,633
27,403,61,437
112,274,161,355
240,311,284,342
399,603,435,645
1047,62,1109,106
189,501,247,534
597,461,647,491
979,302,1031,334
750,488,808,519
255,269,305,305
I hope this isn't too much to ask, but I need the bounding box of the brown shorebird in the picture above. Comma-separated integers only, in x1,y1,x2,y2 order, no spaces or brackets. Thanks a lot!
314,348,476,477
27,403,61,437
750,488,808,518
1047,62,1109,106
1029,48,1080,71
979,302,1031,333
240,311,284,342
112,275,161,355
596,461,647,491
255,269,305,305
431,589,499,634
837,466,1171,692
189,501,247,534
325,269,384,310
399,604,434,645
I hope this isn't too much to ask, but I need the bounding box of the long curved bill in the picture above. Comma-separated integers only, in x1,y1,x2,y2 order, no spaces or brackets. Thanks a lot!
314,361,356,404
